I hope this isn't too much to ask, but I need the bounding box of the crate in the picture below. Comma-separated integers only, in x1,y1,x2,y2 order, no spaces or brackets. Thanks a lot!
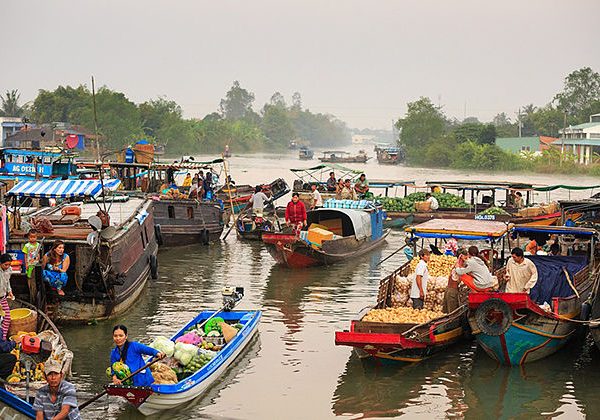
415,201,431,212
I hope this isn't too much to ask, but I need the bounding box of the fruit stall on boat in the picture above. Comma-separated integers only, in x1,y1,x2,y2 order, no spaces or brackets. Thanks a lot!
318,150,370,163
468,224,599,366
106,287,261,416
335,218,511,362
0,300,73,419
262,199,389,268
5,179,159,323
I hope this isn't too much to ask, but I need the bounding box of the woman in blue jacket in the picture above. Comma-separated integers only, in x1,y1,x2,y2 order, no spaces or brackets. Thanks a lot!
110,325,165,386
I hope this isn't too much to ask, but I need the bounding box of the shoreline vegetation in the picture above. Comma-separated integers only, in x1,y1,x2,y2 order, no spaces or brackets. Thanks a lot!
395,67,600,176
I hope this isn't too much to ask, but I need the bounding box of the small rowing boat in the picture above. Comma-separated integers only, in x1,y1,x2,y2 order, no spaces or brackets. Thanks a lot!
106,308,261,416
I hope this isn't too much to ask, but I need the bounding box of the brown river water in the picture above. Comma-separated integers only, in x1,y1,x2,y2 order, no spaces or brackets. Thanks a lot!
63,149,600,419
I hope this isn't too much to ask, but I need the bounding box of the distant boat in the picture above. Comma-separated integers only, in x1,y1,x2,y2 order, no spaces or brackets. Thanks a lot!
289,141,298,150
298,147,314,160
376,146,405,165
318,150,370,163
223,144,232,158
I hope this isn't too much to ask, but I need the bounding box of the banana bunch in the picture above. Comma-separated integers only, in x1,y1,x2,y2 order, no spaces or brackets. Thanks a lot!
362,307,445,324
409,255,457,277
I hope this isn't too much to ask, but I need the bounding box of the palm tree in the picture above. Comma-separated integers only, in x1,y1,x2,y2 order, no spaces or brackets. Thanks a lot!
0,89,29,117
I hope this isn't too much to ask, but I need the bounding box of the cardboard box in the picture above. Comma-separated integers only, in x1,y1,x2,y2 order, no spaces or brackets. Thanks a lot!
307,227,334,248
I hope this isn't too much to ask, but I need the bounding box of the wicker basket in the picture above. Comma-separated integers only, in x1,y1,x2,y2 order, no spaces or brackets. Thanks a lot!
415,201,431,212
7,308,37,336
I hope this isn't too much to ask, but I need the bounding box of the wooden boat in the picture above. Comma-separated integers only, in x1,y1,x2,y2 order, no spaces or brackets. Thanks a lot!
6,179,159,323
106,309,261,416
0,299,73,418
375,146,404,165
220,178,290,222
262,202,388,268
335,219,511,362
235,210,279,241
298,147,314,160
319,150,369,163
468,225,598,366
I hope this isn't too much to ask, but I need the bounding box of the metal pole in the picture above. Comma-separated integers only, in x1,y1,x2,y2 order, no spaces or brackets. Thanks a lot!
92,76,100,162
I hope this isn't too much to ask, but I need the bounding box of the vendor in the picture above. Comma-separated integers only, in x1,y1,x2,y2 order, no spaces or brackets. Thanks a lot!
110,325,165,387
340,179,358,200
354,174,369,197
326,172,337,192
443,248,467,313
504,247,538,293
425,193,439,210
41,240,70,297
525,238,541,255
454,246,495,291
285,193,307,229
410,249,430,309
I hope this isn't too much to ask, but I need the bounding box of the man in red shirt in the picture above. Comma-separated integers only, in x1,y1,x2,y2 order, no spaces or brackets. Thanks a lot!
285,192,307,230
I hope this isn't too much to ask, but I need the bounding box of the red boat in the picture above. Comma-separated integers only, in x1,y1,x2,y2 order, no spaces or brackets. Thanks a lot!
262,206,388,268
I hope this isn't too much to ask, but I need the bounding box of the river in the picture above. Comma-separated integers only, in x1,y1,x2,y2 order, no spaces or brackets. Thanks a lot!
64,149,600,419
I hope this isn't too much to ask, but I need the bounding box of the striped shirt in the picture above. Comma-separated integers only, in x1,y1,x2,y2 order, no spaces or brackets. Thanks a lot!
33,381,81,420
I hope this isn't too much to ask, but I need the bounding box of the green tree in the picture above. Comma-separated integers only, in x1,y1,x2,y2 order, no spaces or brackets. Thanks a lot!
30,85,89,123
291,92,302,111
139,97,182,138
528,105,564,137
0,90,29,117
453,122,496,144
262,105,295,146
269,92,286,109
219,81,256,120
492,112,518,137
555,67,600,123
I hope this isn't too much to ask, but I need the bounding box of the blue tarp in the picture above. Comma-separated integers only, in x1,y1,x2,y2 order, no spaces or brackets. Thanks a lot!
411,232,499,241
7,179,121,198
514,226,595,237
528,255,588,305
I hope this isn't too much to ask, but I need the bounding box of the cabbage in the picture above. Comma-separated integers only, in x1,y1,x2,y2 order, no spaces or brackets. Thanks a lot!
150,336,175,357
173,342,199,366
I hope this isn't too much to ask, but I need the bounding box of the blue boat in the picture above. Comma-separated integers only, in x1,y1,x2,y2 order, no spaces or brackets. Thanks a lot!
0,148,77,181
0,388,35,419
468,225,598,366
106,309,261,416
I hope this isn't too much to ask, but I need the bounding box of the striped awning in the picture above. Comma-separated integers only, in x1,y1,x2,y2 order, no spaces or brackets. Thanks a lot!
7,179,121,198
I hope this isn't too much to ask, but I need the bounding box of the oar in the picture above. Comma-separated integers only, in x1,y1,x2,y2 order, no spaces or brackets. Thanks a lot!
222,207,246,240
78,356,163,410
375,243,408,267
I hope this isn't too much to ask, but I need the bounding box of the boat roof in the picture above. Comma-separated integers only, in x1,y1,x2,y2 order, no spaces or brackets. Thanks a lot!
1,148,68,158
311,207,372,240
513,225,597,237
407,219,511,240
427,180,600,193
7,179,121,199
321,151,349,155
151,158,224,170
369,179,415,188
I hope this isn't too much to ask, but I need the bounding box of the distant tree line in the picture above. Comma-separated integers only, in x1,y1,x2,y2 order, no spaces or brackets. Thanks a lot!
1,81,350,156
395,67,600,172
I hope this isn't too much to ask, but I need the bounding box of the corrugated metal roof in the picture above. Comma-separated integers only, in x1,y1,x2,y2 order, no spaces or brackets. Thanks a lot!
563,122,600,130
558,139,600,146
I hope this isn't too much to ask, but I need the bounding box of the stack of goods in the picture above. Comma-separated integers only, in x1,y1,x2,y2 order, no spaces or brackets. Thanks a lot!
379,192,469,213
362,307,445,324
149,318,244,382
478,207,510,216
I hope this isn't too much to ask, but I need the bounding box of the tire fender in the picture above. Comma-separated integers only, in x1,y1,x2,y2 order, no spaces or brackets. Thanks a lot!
475,298,513,336
149,254,159,279
154,224,164,246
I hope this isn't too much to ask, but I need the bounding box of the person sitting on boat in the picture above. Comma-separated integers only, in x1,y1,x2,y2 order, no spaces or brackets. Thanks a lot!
354,174,369,198
411,249,430,309
310,183,323,210
454,246,495,291
33,359,81,420
549,243,561,256
525,238,541,255
285,193,307,231
182,173,193,189
443,248,467,313
504,247,538,294
513,191,524,209
0,334,16,380
0,254,15,340
326,172,337,192
248,185,271,216
340,179,358,200
425,193,439,211
41,240,70,296
110,324,165,387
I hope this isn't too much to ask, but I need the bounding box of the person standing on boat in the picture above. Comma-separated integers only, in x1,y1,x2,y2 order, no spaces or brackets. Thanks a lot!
203,172,214,200
505,247,538,293
425,193,439,211
326,172,337,192
33,359,80,420
310,183,323,209
40,240,70,296
443,248,467,313
248,185,271,216
411,249,430,309
354,173,369,198
454,246,495,291
23,229,41,278
285,193,307,231
0,254,15,340
111,325,165,387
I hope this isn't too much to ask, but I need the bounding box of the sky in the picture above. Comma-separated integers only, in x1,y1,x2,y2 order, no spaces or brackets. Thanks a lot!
2,0,599,129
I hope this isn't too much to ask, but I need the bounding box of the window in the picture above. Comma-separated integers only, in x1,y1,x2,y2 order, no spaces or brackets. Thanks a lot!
168,205,175,219
187,207,194,219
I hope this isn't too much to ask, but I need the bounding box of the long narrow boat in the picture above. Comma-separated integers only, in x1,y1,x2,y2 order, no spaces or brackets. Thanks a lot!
0,300,73,419
468,225,598,366
335,219,511,362
106,309,261,416
235,209,279,241
262,201,389,268
6,179,159,323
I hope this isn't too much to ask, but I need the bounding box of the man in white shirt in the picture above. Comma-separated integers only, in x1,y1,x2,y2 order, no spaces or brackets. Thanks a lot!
505,247,538,293
310,183,323,209
425,193,439,211
249,185,270,215
411,249,430,309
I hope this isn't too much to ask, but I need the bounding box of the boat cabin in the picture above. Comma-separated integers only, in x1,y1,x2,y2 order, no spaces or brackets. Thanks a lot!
0,148,77,181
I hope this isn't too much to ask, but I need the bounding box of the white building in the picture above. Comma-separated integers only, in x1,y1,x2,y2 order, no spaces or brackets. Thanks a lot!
0,117,25,147
558,114,600,165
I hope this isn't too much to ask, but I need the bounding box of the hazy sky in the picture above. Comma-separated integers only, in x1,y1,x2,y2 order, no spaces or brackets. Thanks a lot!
2,0,599,129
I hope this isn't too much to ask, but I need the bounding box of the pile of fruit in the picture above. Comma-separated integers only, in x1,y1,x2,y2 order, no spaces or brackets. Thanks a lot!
106,361,132,385
478,207,510,216
409,254,457,277
379,192,469,212
362,307,445,324
391,274,449,312
148,320,244,382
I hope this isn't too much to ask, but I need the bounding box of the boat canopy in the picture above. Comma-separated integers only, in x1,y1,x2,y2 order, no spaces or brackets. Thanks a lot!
321,151,349,155
406,219,511,241
290,163,361,183
512,225,597,237
532,184,600,192
308,208,371,240
7,179,121,199
151,158,224,170
2,148,66,159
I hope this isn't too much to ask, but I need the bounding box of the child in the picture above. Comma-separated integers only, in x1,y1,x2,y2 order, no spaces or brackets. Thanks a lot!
22,230,41,278
0,253,15,340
